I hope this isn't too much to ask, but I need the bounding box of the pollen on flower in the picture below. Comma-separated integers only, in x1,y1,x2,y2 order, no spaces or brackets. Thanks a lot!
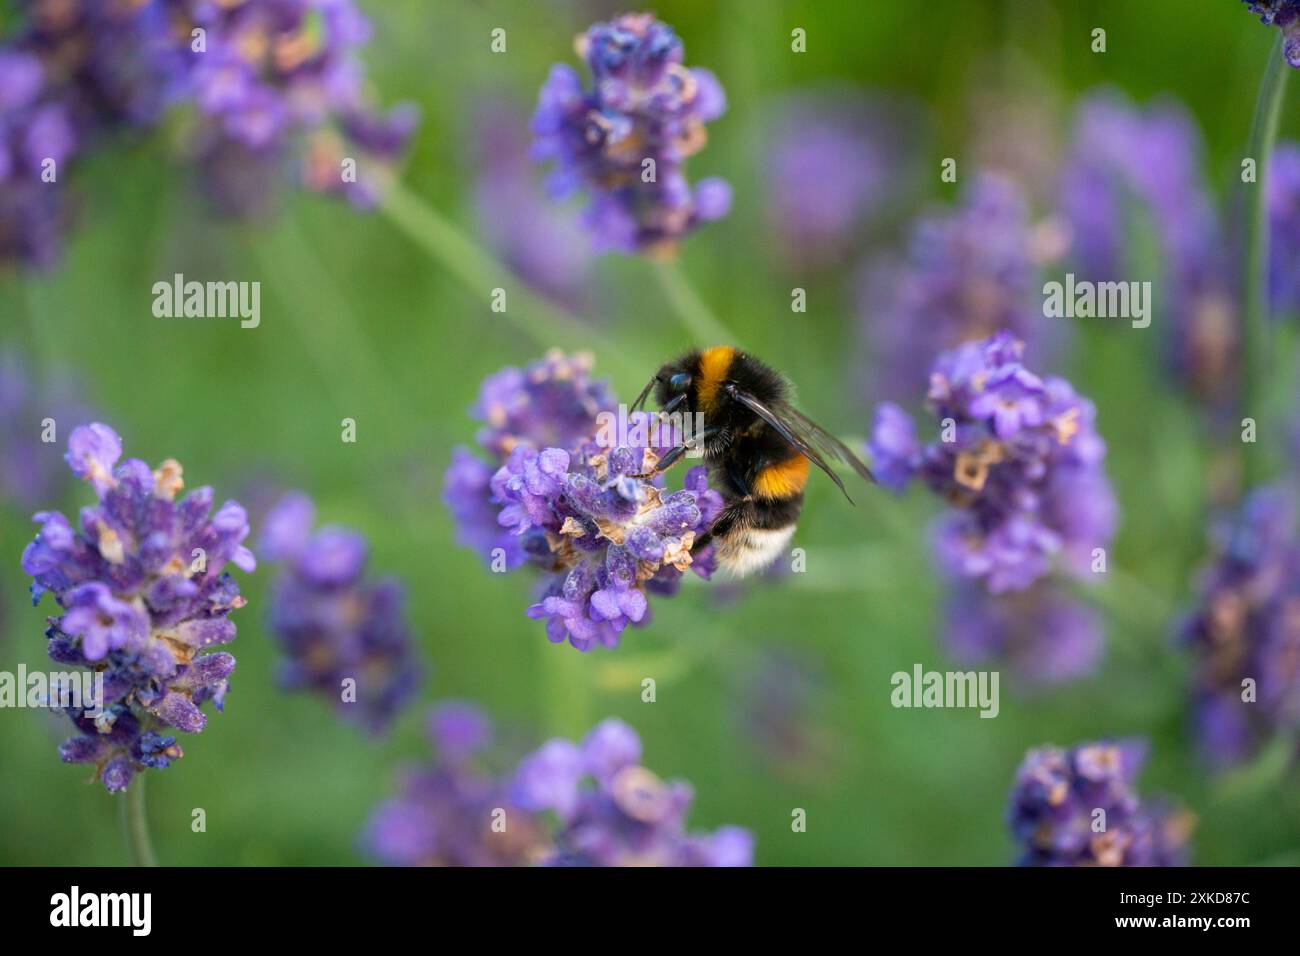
153,459,184,500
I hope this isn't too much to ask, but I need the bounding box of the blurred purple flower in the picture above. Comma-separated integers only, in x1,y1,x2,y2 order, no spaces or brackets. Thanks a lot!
858,174,1054,403
945,584,1104,687
366,708,751,866
1179,484,1300,768
1008,739,1192,866
512,718,754,865
260,491,421,734
0,0,416,268
735,648,837,781
1058,90,1237,406
1269,142,1300,314
1244,1,1300,66
178,0,419,214
531,12,730,254
763,90,922,269
0,351,96,510
472,350,617,459
364,702,548,866
472,97,593,307
21,423,254,792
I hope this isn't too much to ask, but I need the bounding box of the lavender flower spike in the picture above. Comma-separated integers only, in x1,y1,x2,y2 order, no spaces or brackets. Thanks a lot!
1179,484,1300,768
444,350,616,570
445,352,724,650
260,492,421,734
21,424,255,792
512,718,755,866
1008,740,1192,866
868,331,1117,595
868,332,1116,685
857,173,1056,403
532,12,731,254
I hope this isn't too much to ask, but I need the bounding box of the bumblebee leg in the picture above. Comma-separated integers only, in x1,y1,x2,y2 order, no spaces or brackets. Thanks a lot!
632,426,719,478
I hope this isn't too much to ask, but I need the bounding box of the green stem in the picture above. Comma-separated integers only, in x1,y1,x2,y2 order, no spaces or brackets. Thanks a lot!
380,182,640,382
652,259,736,347
122,776,158,867
256,220,398,423
1242,34,1290,488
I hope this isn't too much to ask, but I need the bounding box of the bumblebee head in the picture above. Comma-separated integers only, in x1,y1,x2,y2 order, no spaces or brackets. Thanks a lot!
652,360,695,414
628,356,696,416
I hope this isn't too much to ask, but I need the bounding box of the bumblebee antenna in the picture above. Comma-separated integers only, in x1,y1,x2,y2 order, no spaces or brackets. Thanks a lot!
630,375,659,413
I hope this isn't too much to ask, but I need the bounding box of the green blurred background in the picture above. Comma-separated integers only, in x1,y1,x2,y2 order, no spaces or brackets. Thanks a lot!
2,0,1299,866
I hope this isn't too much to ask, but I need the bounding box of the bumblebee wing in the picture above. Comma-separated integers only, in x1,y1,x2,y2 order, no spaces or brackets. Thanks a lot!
725,385,857,503
778,402,877,486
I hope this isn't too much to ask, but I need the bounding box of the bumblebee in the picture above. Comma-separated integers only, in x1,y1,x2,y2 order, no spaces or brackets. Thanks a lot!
632,346,875,577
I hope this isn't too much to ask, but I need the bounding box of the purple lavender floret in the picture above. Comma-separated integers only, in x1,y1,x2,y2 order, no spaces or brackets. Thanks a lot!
868,331,1116,595
531,12,730,254
1179,484,1300,768
511,718,754,866
509,441,722,651
259,491,421,734
473,350,617,460
20,423,254,792
1008,739,1192,866
857,174,1053,403
444,350,616,569
445,351,724,650
364,702,549,866
1244,1,1300,66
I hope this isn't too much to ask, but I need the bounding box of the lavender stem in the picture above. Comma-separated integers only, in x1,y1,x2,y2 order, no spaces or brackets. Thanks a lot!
123,776,158,868
1243,34,1290,487
652,260,736,348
